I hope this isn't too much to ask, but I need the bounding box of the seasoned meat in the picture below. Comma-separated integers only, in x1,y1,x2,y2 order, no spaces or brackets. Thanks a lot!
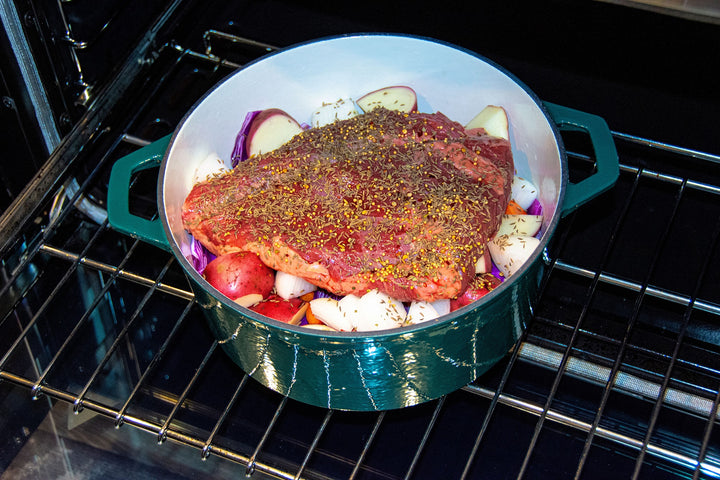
182,108,513,302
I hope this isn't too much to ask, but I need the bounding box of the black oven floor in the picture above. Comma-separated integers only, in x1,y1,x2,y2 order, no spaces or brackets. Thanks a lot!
0,394,238,479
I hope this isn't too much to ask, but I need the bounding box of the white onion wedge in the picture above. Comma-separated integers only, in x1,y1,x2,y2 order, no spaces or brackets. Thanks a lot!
496,214,543,237
354,289,406,331
337,294,363,330
511,176,539,211
274,270,317,300
406,301,440,324
310,98,360,127
431,299,451,316
465,105,509,140
488,234,541,278
308,297,353,332
192,152,229,185
406,299,450,325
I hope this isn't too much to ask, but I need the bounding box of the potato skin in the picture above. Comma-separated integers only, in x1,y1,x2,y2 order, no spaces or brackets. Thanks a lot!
450,273,501,311
203,251,275,300
250,294,306,324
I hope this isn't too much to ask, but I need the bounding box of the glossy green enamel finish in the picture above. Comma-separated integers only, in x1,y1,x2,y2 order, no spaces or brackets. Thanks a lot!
543,102,619,217
106,46,618,409
107,135,172,251
192,256,542,411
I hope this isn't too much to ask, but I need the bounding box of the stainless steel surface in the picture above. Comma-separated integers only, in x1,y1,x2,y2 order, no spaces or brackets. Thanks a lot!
0,0,61,154
0,0,184,255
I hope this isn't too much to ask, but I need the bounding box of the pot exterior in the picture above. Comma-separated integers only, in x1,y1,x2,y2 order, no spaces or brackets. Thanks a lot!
111,34,616,412
194,254,544,411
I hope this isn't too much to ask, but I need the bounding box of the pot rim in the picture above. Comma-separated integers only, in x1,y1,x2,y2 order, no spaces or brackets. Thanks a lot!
157,32,567,339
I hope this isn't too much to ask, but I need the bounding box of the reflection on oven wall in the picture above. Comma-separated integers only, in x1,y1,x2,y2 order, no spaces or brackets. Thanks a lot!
0,0,168,214
2,0,719,218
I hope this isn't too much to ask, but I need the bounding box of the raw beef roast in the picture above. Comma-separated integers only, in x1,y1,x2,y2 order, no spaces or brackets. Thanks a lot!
182,108,513,302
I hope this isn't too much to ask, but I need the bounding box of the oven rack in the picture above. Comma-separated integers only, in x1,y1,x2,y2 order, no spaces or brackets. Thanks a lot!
1,131,719,480
1,33,720,479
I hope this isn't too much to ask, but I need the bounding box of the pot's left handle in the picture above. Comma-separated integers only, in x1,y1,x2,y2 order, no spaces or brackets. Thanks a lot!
107,135,172,251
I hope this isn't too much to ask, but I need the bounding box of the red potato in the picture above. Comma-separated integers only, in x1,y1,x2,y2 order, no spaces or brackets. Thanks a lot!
450,273,502,311
245,108,304,157
356,86,418,113
203,251,275,307
465,105,509,140
250,294,308,324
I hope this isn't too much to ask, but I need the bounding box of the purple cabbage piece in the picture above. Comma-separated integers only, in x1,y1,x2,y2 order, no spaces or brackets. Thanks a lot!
313,289,343,301
188,236,216,275
527,199,543,216
491,262,505,283
231,110,261,167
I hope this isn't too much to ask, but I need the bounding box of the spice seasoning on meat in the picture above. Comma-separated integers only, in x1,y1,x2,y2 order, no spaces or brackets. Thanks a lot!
182,108,513,302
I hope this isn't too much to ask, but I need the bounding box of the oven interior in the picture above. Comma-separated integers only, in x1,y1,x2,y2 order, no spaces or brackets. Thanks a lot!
1,1,720,478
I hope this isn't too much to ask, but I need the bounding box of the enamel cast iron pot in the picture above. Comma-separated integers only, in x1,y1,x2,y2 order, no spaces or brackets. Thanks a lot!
107,34,618,411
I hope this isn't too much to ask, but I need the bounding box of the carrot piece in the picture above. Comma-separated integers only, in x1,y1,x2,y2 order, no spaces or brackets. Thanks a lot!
305,305,323,324
299,292,315,302
505,200,527,215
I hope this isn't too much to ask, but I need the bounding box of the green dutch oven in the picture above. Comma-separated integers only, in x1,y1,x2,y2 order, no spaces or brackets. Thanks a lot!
107,34,618,411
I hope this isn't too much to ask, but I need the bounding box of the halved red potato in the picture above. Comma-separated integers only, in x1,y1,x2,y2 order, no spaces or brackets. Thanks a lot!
465,105,509,140
203,252,275,307
356,86,417,113
246,108,304,157
450,273,502,311
250,294,307,324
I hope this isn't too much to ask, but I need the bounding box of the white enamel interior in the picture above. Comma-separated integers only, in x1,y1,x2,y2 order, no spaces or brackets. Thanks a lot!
160,34,564,276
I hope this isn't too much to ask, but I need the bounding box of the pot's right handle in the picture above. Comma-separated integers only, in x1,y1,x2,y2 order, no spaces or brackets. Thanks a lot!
107,135,172,251
543,102,619,217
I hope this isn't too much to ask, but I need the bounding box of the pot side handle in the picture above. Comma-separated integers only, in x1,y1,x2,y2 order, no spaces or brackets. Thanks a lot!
543,102,619,217
107,135,172,251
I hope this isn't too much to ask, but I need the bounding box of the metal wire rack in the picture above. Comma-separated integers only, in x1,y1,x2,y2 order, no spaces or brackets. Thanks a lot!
1,31,720,480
